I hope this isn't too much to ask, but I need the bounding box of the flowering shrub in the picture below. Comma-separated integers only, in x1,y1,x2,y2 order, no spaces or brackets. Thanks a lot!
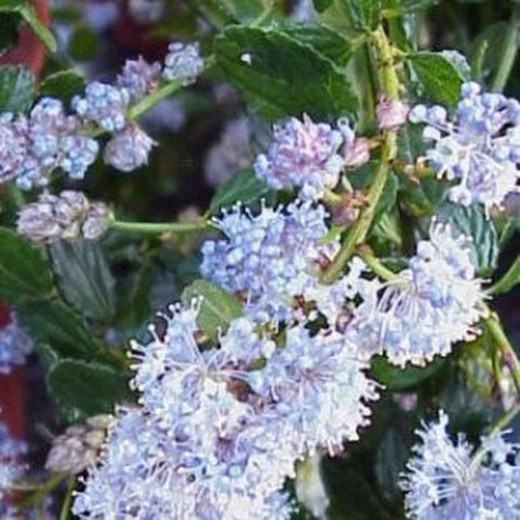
0,0,519,518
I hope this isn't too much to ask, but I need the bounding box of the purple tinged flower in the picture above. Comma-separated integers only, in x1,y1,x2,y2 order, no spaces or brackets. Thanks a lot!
17,190,110,244
162,42,204,85
0,314,33,374
376,95,410,130
401,411,520,519
0,421,26,500
73,82,130,132
254,114,345,199
104,124,156,172
409,81,520,215
116,57,161,102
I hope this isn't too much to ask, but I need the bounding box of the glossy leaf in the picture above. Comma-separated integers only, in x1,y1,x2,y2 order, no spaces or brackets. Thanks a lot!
340,0,381,31
0,65,35,113
39,70,86,103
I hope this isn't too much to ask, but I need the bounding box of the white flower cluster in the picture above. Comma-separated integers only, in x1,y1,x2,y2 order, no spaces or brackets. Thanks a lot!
0,422,26,501
73,295,379,518
410,82,520,215
401,411,520,519
0,42,203,188
348,223,486,366
0,314,33,374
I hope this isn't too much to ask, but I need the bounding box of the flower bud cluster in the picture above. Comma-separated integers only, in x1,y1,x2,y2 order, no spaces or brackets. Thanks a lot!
410,81,520,214
17,190,110,244
162,42,205,85
46,415,113,475
0,422,26,500
400,411,520,519
0,314,33,374
74,296,378,518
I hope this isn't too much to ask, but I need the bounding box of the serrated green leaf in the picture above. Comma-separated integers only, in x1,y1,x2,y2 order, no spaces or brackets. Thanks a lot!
214,26,357,119
69,26,98,62
18,299,103,361
340,0,381,30
437,202,499,276
407,52,463,106
0,13,21,55
0,227,53,303
208,169,271,215
49,240,116,322
39,70,85,103
490,256,520,295
280,23,352,66
19,3,56,52
48,360,131,421
371,355,446,390
0,65,35,113
181,280,242,338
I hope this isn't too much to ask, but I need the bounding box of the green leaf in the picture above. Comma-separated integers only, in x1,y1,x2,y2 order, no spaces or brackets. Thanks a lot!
208,169,271,215
0,227,53,303
470,22,509,81
0,13,21,55
399,0,438,12
69,26,99,62
39,70,86,103
437,202,499,276
49,240,116,322
214,26,357,119
371,355,446,390
220,0,265,22
490,256,520,295
313,0,333,13
280,23,352,66
0,1,25,10
407,52,463,106
181,280,242,338
18,299,103,361
0,65,35,113
340,0,381,30
19,2,56,52
48,360,131,421
374,172,398,224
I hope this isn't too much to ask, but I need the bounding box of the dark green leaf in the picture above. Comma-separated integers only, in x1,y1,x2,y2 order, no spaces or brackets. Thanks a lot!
470,22,508,81
437,202,499,276
39,70,85,103
220,0,264,22
69,26,99,62
181,279,242,338
214,26,357,119
208,169,271,215
0,65,35,113
399,0,438,12
407,52,463,106
280,23,352,65
48,360,132,421
49,240,116,322
0,1,25,12
371,355,446,390
18,299,103,361
0,13,21,55
19,3,56,52
340,0,381,30
313,0,333,13
374,172,399,223
490,256,520,295
0,227,53,303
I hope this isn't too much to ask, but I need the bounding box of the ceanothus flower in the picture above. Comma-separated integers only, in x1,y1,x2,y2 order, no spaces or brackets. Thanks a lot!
162,42,204,85
73,82,130,132
116,57,161,102
409,82,520,214
349,223,486,366
400,411,520,519
254,114,344,199
104,124,156,172
0,422,26,500
0,314,33,374
200,201,338,322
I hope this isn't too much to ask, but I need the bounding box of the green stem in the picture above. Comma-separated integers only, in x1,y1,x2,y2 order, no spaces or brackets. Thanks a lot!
357,247,397,280
128,81,182,120
490,7,519,92
321,26,400,284
110,220,209,234
59,478,75,520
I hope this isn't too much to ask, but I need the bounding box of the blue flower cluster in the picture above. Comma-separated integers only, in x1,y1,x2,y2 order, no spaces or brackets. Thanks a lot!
0,314,33,374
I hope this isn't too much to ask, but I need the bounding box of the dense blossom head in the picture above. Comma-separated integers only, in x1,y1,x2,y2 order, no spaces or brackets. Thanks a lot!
162,42,204,85
17,190,110,244
349,223,485,366
73,82,130,132
104,124,156,172
400,411,520,519
409,82,520,214
200,201,337,322
116,57,161,102
0,314,33,374
0,99,99,189
254,115,345,199
0,422,26,500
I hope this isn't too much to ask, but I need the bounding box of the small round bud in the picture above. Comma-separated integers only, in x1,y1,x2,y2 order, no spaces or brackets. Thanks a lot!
162,42,204,85
104,125,156,172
